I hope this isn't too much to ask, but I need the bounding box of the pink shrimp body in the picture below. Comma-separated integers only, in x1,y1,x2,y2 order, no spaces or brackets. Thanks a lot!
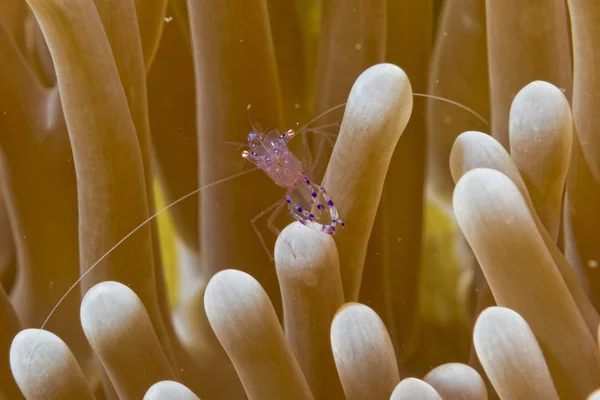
242,128,345,235
242,129,304,189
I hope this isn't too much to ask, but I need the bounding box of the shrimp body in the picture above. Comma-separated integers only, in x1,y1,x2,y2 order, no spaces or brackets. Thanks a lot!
242,129,345,235
243,129,304,189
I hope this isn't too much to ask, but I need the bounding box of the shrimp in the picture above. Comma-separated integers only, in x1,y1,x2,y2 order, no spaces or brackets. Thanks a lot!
242,127,345,257
240,94,487,259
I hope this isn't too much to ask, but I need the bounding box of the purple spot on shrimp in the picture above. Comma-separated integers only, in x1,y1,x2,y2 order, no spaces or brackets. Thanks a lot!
285,197,292,204
327,199,334,207
340,220,345,227
296,206,303,213
309,213,315,221
322,225,335,234
317,203,324,210
311,191,317,198
304,177,311,184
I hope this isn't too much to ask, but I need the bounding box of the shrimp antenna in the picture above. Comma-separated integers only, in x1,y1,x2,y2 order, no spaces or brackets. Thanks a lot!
295,93,487,137
413,93,489,126
246,103,261,133
223,140,248,150
297,102,348,133
39,166,260,331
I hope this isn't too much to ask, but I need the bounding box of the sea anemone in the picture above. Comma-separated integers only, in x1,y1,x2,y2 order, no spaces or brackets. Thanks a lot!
0,0,598,399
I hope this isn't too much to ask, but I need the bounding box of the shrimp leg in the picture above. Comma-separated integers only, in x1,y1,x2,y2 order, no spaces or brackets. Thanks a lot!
285,180,344,235
250,198,284,260
266,200,286,236
313,183,344,229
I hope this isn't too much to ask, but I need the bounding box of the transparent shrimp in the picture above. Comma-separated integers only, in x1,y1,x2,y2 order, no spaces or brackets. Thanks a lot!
38,93,488,332
241,94,487,259
242,128,345,257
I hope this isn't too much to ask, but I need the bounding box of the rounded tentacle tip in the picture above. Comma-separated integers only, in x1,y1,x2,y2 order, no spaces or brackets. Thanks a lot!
144,380,200,400
10,328,69,377
509,80,572,148
80,280,141,317
331,302,371,330
275,221,338,267
449,130,498,183
204,269,270,325
347,63,414,122
80,280,148,345
331,302,399,399
453,167,514,210
330,302,392,349
391,378,443,400
423,362,487,400
358,63,411,89
514,80,569,104
509,79,573,216
10,328,93,399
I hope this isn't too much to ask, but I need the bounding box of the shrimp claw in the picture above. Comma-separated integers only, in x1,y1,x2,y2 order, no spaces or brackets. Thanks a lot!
285,176,345,235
